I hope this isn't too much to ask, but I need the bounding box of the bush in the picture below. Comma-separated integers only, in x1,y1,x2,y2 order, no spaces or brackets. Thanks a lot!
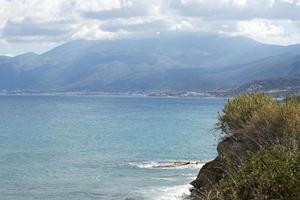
205,93,300,200
209,146,300,200
218,93,274,137
283,96,300,104
240,100,300,148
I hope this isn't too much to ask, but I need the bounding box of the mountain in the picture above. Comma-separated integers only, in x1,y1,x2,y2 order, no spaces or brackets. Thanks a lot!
0,32,300,93
226,76,300,97
206,53,300,88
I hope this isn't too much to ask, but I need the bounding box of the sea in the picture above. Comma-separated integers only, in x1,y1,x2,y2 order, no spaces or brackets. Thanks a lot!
0,95,225,200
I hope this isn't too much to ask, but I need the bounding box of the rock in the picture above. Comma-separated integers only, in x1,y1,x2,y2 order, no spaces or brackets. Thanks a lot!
190,156,225,197
190,136,253,198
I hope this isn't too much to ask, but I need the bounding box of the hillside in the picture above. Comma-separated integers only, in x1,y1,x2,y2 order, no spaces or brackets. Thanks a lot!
0,32,300,93
229,77,300,96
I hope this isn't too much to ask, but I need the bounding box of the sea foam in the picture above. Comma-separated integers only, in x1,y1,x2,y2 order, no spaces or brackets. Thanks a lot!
129,160,207,170
136,184,193,200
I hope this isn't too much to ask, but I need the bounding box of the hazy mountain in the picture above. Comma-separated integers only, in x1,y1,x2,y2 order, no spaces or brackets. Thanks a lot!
223,76,300,97
207,53,300,89
0,32,300,92
236,77,300,92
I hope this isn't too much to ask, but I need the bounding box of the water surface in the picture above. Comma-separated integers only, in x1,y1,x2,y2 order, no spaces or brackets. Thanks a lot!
0,96,225,200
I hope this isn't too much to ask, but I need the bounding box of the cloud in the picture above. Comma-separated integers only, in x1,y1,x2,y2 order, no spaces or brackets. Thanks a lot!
73,0,122,12
3,18,70,39
79,0,168,18
80,1,148,20
71,22,128,40
169,0,300,20
100,18,170,32
1,0,300,55
235,19,300,44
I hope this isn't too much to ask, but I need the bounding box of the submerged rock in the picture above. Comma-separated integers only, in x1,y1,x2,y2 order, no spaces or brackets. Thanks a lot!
129,160,207,169
151,161,198,169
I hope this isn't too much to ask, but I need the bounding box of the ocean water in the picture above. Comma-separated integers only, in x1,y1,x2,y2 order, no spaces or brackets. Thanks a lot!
0,95,225,200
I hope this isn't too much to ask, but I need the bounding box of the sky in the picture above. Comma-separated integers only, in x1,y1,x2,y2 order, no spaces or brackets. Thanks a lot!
0,0,300,56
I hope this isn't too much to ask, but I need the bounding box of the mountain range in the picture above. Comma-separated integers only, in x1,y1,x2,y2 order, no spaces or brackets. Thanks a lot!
1,32,300,93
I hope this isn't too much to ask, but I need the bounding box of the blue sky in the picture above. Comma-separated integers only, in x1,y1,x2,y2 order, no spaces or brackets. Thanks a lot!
1,0,300,56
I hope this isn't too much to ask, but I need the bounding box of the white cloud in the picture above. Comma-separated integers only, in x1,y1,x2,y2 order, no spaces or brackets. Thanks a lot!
236,19,284,40
234,19,300,45
1,0,300,55
74,0,121,12
71,21,128,40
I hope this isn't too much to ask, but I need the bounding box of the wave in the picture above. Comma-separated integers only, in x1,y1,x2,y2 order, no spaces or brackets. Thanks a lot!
129,160,209,170
155,184,192,200
134,184,192,200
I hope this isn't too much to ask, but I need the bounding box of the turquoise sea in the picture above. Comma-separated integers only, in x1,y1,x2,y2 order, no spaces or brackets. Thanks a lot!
0,95,225,200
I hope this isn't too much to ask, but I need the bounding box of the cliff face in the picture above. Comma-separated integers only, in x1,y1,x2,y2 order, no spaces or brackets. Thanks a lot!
190,155,224,196
190,137,254,197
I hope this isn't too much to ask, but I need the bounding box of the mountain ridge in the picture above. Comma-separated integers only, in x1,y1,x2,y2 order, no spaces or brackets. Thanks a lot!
1,33,300,93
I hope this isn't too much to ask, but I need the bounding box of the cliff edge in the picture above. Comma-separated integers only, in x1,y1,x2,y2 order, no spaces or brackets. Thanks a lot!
189,93,300,200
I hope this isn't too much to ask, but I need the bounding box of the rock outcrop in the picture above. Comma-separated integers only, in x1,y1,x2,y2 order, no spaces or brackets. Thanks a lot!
190,137,252,198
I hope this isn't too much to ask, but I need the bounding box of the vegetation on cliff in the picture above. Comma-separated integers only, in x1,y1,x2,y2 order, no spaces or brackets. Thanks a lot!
191,93,300,200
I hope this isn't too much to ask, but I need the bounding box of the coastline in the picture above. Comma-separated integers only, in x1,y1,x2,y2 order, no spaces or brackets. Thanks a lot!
0,91,226,98
0,89,298,98
127,160,211,200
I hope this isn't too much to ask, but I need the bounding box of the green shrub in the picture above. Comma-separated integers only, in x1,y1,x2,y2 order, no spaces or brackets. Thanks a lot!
283,96,300,104
240,100,300,148
209,146,300,200
218,93,274,137
205,93,300,200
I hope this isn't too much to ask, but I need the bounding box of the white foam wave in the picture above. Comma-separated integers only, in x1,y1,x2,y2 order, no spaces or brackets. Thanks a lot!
156,184,191,200
139,184,192,200
129,160,207,170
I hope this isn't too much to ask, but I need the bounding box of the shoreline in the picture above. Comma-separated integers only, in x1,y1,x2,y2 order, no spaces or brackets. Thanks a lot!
126,160,211,200
0,92,227,98
0,90,297,98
